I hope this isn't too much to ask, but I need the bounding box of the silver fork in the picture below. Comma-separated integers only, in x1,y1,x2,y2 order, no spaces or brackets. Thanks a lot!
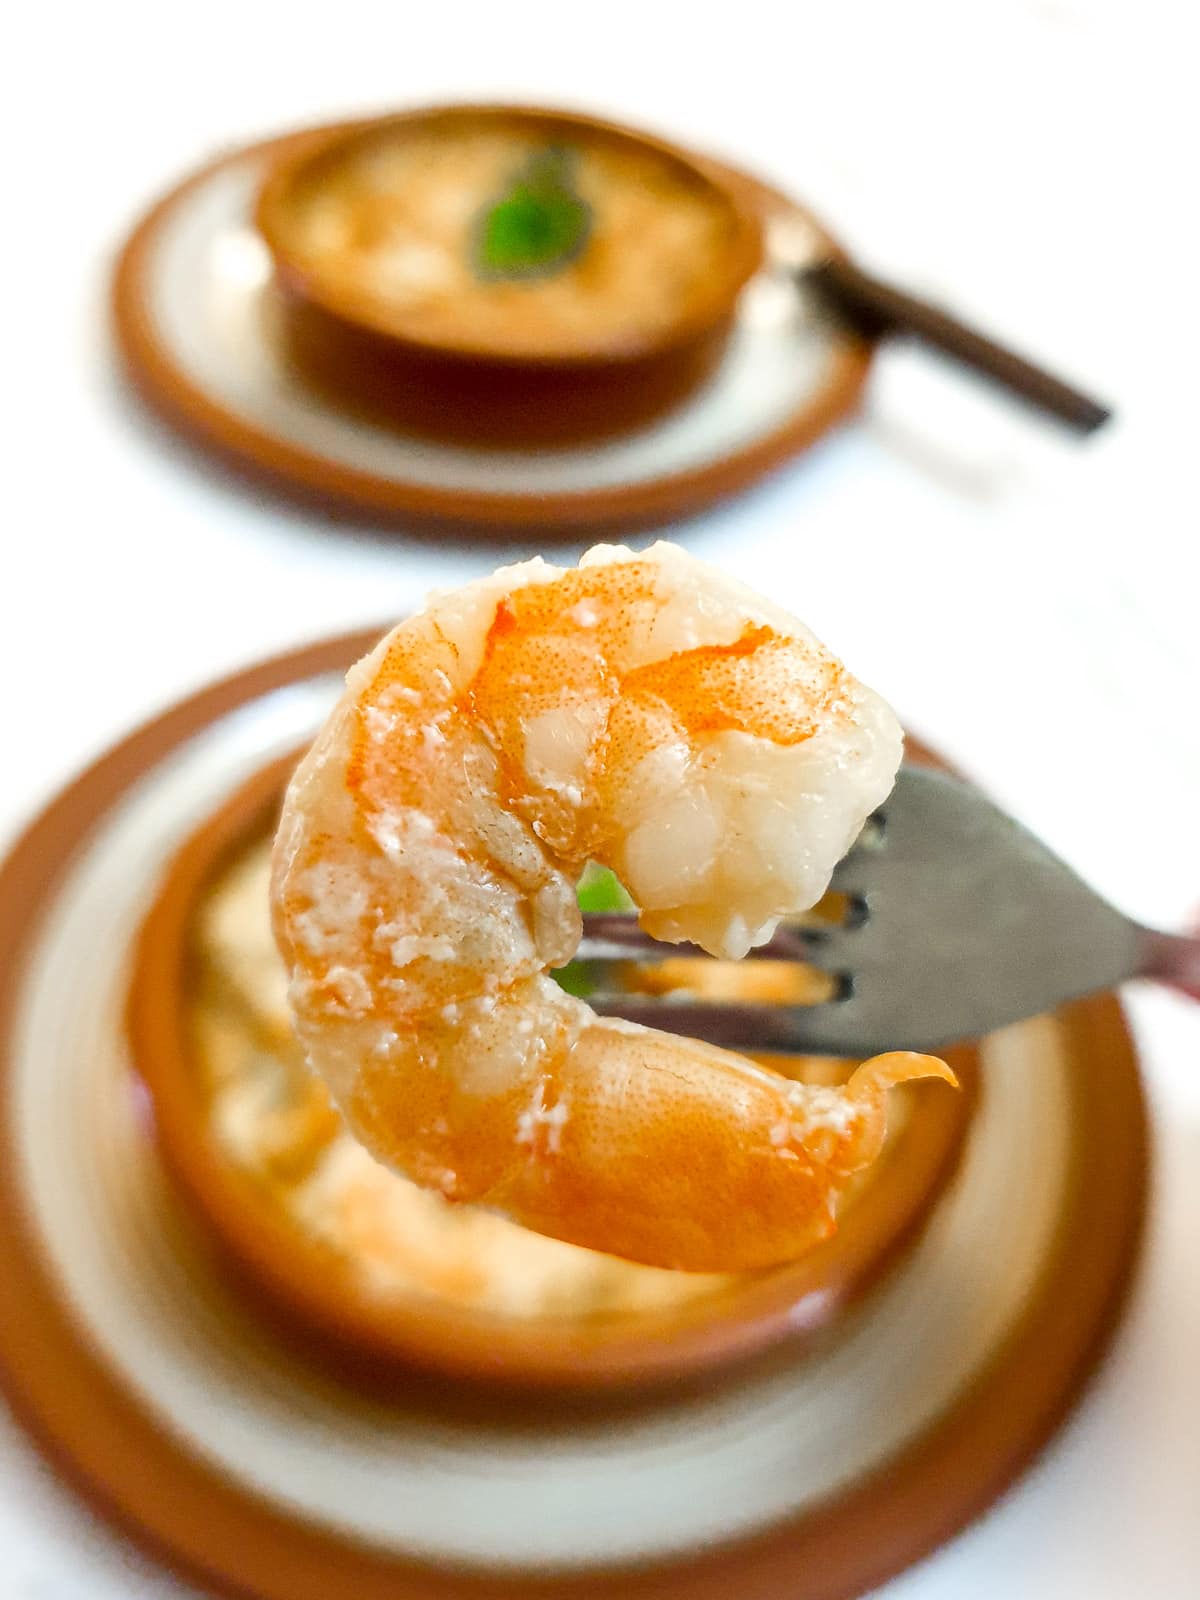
579,765,1200,1055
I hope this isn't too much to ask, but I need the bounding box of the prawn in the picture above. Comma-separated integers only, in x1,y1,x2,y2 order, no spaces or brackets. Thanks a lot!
271,543,954,1272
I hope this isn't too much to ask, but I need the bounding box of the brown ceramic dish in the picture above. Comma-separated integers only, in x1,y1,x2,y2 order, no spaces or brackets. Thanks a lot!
255,106,763,446
112,127,869,532
126,741,976,1391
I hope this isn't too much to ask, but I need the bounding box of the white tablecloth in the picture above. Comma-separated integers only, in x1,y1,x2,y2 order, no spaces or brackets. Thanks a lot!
3,2,1197,1594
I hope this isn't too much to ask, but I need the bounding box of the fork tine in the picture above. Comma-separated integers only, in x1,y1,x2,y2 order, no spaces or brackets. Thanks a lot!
827,793,893,884
568,951,840,998
589,994,890,1055
589,997,824,1051
828,858,868,894
578,914,839,964
828,843,885,896
589,992,937,1057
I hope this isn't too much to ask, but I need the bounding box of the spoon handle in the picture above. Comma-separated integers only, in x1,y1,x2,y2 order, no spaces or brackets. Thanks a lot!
809,255,1112,435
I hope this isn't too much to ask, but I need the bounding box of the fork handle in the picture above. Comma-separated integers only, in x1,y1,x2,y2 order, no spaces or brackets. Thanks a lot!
1137,927,1200,1002
808,256,1112,435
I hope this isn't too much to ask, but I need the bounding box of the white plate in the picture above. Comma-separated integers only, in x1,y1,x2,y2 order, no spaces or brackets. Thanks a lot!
114,130,869,530
0,636,1148,1598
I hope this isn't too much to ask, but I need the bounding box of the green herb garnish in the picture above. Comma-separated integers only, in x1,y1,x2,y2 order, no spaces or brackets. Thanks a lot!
475,147,591,279
574,863,635,914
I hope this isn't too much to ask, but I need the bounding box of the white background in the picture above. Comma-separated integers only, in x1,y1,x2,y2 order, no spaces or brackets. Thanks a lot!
2,1,1197,1594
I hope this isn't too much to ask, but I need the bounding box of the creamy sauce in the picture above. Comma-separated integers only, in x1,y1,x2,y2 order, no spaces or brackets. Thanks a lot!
277,122,742,359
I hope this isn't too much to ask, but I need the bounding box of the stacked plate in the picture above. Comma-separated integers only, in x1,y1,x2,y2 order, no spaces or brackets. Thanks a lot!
0,631,1148,1600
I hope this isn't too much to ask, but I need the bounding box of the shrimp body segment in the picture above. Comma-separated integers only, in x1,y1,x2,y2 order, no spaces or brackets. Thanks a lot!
271,544,954,1272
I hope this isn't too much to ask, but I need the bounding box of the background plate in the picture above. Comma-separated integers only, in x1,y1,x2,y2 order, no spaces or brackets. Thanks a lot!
112,125,871,534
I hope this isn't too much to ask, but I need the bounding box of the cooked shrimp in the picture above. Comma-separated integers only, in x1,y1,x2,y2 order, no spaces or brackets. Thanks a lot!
271,543,954,1272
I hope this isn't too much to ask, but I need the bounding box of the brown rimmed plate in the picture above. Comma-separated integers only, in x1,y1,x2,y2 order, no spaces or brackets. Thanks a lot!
112,120,870,533
0,630,1149,1600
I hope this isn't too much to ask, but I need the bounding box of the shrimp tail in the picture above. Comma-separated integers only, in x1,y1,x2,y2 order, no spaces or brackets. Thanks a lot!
834,1051,960,1176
